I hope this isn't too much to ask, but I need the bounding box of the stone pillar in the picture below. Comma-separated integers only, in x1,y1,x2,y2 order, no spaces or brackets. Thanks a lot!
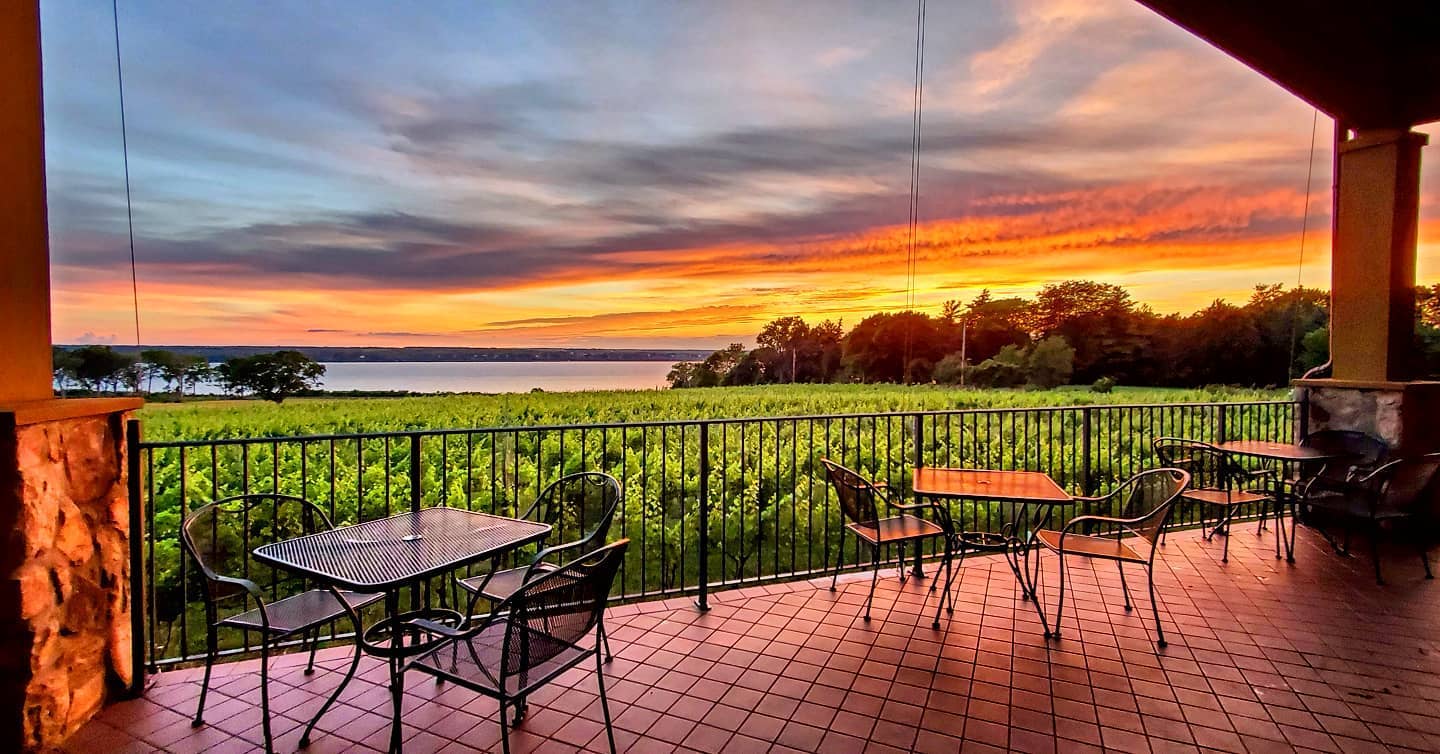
0,400,142,752
1329,128,1428,382
1296,379,1440,455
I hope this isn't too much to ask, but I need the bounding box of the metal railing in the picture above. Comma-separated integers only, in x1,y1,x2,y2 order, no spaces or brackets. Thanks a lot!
128,398,1298,672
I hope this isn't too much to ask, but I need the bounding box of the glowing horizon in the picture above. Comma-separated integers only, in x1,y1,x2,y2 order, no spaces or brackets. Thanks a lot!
41,0,1440,350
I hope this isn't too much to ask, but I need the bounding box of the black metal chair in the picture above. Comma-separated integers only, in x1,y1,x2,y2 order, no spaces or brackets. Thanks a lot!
1298,452,1440,584
181,493,383,751
1038,468,1189,647
456,472,622,659
1280,430,1389,500
408,539,630,754
820,459,956,627
1154,438,1270,562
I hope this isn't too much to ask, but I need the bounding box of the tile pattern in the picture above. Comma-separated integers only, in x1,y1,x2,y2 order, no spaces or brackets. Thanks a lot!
68,523,1440,753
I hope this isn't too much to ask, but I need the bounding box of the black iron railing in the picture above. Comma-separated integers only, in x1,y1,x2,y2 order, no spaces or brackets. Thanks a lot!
129,399,1298,671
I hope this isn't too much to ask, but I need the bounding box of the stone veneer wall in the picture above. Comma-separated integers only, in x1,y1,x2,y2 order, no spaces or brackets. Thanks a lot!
0,411,134,752
1301,381,1440,454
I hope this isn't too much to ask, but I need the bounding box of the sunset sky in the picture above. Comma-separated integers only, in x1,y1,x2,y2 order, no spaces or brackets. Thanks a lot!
40,0,1440,349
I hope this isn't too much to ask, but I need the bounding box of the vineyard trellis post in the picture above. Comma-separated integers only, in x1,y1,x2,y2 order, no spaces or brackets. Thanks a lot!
125,418,145,697
695,421,711,611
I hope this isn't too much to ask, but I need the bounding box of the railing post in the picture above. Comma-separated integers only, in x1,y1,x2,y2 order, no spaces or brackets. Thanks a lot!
695,422,711,611
409,432,423,512
909,413,926,577
910,413,924,469
1217,406,1229,445
125,418,146,697
1080,408,1094,496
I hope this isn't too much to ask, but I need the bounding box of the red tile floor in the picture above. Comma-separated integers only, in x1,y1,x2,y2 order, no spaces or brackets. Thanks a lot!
69,523,1440,753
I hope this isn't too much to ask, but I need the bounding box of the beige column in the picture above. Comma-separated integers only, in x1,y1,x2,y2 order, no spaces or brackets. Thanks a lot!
0,0,53,402
1329,128,1428,382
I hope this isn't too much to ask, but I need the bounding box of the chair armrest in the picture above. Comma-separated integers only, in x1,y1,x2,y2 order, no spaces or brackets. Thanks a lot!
408,618,469,639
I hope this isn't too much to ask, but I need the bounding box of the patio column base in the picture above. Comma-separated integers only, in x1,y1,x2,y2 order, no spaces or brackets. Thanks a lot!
1294,378,1440,454
0,398,142,752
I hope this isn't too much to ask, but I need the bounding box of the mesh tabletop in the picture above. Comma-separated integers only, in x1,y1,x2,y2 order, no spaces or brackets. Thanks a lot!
253,508,551,591
1216,440,1347,462
912,468,1072,504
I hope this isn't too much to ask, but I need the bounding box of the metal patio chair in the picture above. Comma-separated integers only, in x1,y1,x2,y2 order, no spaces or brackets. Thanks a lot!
1286,429,1389,506
456,471,622,660
408,539,630,754
1038,468,1189,647
1154,438,1270,562
181,493,383,751
1298,452,1440,584
821,459,956,627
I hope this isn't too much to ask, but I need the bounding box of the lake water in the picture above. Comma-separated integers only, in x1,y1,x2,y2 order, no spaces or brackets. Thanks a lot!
305,361,673,394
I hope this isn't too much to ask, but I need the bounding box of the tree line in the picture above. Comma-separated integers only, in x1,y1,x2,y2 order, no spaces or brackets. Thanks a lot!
53,346,325,403
670,281,1440,390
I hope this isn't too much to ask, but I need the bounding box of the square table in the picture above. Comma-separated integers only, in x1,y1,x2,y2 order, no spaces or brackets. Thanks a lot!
1215,440,1352,562
255,507,551,753
912,468,1073,610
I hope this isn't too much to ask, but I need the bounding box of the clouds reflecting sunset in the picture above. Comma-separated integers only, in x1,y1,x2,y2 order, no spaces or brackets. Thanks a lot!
40,0,1440,348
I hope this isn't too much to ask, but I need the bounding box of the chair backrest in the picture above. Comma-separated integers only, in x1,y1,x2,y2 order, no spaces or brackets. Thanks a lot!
502,539,629,683
820,459,883,526
1371,453,1440,515
181,493,334,602
1302,430,1388,482
1109,468,1191,545
527,472,622,551
1153,437,1238,491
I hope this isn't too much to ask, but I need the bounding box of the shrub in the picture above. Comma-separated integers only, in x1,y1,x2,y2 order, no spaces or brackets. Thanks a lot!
1091,376,1116,393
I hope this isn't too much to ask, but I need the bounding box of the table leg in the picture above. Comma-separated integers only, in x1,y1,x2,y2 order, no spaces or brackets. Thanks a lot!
385,591,405,754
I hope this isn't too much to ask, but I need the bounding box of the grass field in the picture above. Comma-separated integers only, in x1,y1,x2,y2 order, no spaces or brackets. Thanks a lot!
138,383,1287,441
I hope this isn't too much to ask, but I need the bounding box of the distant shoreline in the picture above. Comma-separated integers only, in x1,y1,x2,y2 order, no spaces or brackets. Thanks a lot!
56,345,712,363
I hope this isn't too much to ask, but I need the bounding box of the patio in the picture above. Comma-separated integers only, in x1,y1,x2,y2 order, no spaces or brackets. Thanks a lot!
66,523,1440,754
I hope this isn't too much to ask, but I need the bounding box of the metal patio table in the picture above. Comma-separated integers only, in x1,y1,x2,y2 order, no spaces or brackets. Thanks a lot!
254,507,551,753
1215,440,1350,562
912,468,1073,612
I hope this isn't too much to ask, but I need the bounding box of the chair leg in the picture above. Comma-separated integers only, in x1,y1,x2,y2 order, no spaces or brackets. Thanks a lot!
830,534,844,592
1116,561,1132,612
599,620,613,663
1049,552,1067,639
932,541,954,629
896,544,908,583
499,700,512,754
300,617,365,747
864,545,880,622
1421,535,1434,579
260,637,275,753
192,623,217,727
596,645,617,753
305,628,319,675
1146,564,1166,648
1372,518,1385,585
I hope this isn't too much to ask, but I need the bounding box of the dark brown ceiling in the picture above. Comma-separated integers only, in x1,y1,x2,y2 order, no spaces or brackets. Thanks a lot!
1136,0,1440,128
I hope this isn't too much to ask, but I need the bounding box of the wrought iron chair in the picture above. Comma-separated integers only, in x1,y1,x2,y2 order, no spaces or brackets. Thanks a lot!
1154,438,1269,562
1298,452,1440,584
820,459,956,627
408,539,630,754
181,493,384,751
1038,468,1189,647
455,472,622,659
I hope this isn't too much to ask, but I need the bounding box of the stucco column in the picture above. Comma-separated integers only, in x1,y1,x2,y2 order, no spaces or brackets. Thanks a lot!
1330,128,1428,382
0,0,53,403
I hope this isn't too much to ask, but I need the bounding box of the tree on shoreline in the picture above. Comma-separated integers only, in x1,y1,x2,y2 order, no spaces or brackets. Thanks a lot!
216,351,325,403
667,281,1440,390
